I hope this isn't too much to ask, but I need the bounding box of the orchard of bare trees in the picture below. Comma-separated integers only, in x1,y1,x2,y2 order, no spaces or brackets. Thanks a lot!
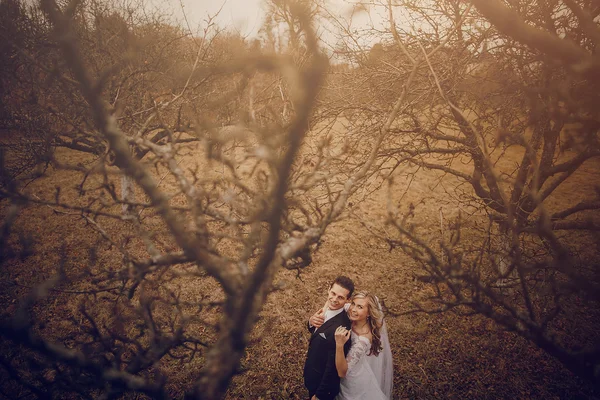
0,0,598,399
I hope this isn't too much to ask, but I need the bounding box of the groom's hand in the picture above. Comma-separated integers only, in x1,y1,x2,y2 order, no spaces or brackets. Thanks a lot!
309,308,325,328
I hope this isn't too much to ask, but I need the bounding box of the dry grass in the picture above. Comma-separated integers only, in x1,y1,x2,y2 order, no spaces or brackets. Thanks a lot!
1,142,599,399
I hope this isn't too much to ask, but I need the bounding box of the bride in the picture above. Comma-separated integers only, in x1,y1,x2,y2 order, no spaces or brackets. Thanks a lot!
333,292,393,400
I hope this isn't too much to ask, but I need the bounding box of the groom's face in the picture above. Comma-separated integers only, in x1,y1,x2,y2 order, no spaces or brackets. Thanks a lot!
327,283,350,311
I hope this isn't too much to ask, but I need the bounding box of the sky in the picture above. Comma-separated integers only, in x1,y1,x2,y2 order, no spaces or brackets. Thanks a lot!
145,0,391,61
151,0,382,41
153,0,268,37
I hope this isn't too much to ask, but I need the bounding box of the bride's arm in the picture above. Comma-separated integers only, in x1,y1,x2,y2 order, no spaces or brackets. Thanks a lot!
334,327,350,377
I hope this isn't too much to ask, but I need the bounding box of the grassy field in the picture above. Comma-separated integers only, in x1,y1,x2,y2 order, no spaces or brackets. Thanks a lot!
1,136,599,399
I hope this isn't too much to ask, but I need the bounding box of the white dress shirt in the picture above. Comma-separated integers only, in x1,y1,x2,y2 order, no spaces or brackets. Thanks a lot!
323,307,344,322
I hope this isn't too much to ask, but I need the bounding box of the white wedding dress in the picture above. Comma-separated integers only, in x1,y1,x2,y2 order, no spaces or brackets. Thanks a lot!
335,325,393,400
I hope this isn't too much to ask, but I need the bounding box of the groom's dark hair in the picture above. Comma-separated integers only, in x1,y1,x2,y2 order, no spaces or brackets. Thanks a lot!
331,275,354,298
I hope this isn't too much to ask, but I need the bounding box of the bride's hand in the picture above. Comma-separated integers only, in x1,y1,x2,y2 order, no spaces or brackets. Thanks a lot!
334,326,350,346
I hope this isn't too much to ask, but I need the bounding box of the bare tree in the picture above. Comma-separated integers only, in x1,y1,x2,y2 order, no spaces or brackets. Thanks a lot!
2,0,598,396
0,0,393,398
340,0,600,385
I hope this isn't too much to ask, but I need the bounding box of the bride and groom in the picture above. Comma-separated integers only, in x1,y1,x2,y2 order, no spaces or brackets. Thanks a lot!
303,276,393,400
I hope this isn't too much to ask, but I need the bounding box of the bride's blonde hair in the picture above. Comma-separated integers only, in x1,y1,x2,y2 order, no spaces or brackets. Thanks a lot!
352,291,384,356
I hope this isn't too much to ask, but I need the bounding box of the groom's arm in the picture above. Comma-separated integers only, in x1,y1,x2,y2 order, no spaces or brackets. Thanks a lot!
307,319,316,334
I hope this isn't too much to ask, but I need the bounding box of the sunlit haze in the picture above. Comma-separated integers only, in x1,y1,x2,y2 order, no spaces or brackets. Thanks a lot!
152,0,384,45
154,0,265,37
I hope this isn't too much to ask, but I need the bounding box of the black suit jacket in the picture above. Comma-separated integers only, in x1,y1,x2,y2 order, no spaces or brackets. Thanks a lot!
303,310,352,400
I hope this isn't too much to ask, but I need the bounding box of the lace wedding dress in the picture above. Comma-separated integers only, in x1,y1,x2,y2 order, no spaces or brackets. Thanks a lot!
336,325,393,400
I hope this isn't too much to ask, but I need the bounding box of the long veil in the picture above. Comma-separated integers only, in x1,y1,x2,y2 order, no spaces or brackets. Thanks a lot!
367,321,393,398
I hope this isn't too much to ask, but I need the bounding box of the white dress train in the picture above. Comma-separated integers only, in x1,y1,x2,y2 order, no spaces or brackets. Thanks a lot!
335,330,393,400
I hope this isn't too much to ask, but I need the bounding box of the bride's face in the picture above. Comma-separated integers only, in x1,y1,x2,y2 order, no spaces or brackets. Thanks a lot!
347,297,369,323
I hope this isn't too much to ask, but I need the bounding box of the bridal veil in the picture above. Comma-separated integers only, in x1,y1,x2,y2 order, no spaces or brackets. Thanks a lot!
367,320,393,398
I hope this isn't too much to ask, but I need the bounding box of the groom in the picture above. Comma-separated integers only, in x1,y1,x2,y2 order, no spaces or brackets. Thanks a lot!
304,275,354,400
